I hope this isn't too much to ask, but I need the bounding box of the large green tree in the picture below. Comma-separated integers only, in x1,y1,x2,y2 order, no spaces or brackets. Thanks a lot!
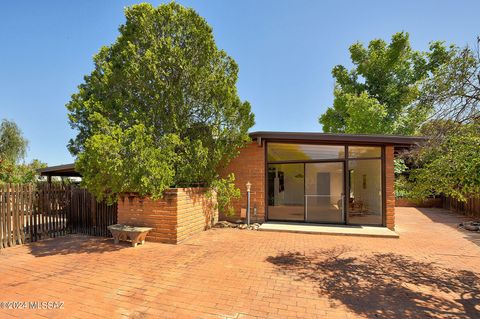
407,121,480,201
0,119,28,163
0,119,46,184
319,32,450,135
420,39,479,126
67,3,254,203
407,39,480,201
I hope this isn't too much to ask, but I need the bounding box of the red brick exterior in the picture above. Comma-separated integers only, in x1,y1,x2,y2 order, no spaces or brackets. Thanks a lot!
385,146,395,230
223,142,396,229
117,188,217,244
221,142,265,222
118,142,396,240
176,189,218,243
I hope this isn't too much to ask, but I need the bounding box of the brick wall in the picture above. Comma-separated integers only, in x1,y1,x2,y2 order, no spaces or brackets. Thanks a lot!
117,188,217,244
176,188,218,243
385,146,395,230
118,142,395,235
221,141,265,222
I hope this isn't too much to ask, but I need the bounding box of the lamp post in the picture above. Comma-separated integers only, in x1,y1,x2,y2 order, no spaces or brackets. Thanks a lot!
246,181,251,226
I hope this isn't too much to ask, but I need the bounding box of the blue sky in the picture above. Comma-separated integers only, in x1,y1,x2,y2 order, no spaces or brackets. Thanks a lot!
1,0,479,165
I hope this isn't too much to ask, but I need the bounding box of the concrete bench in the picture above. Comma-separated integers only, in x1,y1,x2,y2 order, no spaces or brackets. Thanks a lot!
107,224,153,247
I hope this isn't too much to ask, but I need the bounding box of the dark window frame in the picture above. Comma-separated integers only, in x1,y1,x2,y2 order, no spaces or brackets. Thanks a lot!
265,141,385,226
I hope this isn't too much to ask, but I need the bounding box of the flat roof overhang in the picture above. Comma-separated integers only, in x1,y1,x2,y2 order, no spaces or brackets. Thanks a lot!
39,132,424,175
249,131,426,148
38,163,81,177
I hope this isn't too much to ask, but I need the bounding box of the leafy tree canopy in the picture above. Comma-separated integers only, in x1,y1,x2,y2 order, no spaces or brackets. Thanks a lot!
420,39,480,125
0,119,28,163
319,32,451,135
0,159,47,185
0,119,46,184
67,3,254,203
406,39,480,201
408,121,480,201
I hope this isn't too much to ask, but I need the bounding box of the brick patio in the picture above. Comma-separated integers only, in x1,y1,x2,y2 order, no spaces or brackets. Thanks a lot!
1,207,479,319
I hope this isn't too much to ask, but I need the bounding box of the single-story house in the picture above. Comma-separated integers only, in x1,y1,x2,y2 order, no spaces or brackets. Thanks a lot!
40,131,422,240
223,132,423,230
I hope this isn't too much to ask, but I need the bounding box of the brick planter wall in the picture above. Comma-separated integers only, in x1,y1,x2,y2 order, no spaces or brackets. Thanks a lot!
221,142,265,222
117,188,218,244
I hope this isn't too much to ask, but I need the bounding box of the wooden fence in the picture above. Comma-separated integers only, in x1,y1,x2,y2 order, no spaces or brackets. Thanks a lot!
0,184,117,249
70,188,117,237
443,195,480,219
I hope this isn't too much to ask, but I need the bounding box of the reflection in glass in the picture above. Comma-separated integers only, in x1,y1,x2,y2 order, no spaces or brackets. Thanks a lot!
348,146,381,158
348,159,382,225
268,143,345,162
267,163,304,221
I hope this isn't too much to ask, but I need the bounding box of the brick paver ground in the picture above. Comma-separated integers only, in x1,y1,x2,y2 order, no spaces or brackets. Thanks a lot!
1,207,479,319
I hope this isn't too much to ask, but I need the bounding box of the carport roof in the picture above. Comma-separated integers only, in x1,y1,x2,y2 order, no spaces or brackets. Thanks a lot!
38,163,80,177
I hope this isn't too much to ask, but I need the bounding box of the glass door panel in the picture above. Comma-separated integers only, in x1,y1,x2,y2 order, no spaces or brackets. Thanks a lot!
305,162,344,223
347,159,382,225
267,163,305,221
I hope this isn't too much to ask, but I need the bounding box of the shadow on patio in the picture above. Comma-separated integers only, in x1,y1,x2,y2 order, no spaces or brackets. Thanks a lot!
28,235,127,257
267,246,480,319
412,208,480,247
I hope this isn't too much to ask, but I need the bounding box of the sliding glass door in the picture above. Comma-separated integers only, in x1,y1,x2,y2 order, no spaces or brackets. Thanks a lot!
267,163,305,221
266,143,384,226
305,162,344,223
267,161,345,223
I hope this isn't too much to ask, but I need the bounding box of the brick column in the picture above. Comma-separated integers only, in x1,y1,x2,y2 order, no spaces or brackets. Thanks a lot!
385,146,395,230
221,142,265,222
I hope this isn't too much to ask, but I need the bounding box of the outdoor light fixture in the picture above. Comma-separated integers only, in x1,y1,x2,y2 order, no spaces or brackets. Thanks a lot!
246,181,252,226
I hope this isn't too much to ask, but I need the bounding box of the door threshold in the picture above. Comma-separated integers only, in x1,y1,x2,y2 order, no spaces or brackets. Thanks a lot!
259,222,398,238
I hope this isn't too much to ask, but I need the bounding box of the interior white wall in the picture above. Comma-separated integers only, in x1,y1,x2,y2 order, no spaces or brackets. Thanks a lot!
305,163,343,205
350,159,382,214
273,164,303,206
